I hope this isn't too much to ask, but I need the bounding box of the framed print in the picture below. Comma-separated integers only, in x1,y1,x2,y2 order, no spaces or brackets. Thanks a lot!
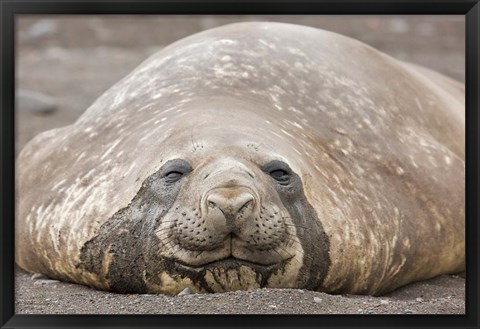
1,1,478,329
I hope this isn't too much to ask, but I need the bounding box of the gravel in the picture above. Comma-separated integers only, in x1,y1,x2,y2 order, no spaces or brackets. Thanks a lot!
15,267,465,314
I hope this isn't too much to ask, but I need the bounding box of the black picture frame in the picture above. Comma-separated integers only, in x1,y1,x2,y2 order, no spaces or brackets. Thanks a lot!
1,1,478,329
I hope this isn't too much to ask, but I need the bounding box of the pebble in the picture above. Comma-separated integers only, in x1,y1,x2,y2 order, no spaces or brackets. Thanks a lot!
33,278,60,285
25,19,57,40
380,299,389,305
31,273,47,280
416,297,424,302
43,279,60,284
313,297,322,303
404,309,414,314
17,89,57,115
177,287,191,296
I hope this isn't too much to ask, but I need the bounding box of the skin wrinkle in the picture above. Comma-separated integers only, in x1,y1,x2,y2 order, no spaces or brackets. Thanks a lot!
16,22,464,296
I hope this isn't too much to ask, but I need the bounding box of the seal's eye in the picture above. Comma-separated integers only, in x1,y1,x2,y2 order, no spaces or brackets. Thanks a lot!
165,171,184,182
269,169,290,182
261,160,292,185
161,158,193,183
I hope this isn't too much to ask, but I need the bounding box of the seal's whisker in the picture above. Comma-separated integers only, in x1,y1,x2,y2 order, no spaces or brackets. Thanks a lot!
269,246,301,267
284,223,312,231
284,234,302,242
279,237,302,250
155,234,176,247
155,226,177,233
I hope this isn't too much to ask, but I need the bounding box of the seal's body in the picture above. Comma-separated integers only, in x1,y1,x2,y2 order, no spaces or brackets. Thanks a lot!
16,22,464,296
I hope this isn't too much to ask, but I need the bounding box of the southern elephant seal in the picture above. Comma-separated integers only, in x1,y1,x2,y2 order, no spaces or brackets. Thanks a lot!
15,22,465,296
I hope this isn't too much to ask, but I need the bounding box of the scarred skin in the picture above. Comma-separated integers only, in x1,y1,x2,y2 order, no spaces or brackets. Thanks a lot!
15,22,464,296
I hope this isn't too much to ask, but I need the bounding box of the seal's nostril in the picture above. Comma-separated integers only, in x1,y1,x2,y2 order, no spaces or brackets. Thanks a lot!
206,190,255,217
242,199,252,208
238,200,253,214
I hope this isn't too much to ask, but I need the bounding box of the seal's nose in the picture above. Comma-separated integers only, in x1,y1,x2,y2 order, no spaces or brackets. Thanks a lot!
206,188,255,218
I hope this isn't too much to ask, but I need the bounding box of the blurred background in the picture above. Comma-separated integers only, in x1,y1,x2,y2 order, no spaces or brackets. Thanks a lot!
16,15,465,155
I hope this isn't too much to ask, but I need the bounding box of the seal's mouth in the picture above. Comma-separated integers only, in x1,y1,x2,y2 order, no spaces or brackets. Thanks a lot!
174,255,294,272
167,231,296,268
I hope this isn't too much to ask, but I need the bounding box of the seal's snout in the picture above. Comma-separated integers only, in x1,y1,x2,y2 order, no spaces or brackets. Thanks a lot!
206,188,255,219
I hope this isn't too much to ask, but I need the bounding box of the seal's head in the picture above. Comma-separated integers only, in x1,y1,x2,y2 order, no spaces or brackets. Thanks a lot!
158,156,296,267
78,104,330,294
